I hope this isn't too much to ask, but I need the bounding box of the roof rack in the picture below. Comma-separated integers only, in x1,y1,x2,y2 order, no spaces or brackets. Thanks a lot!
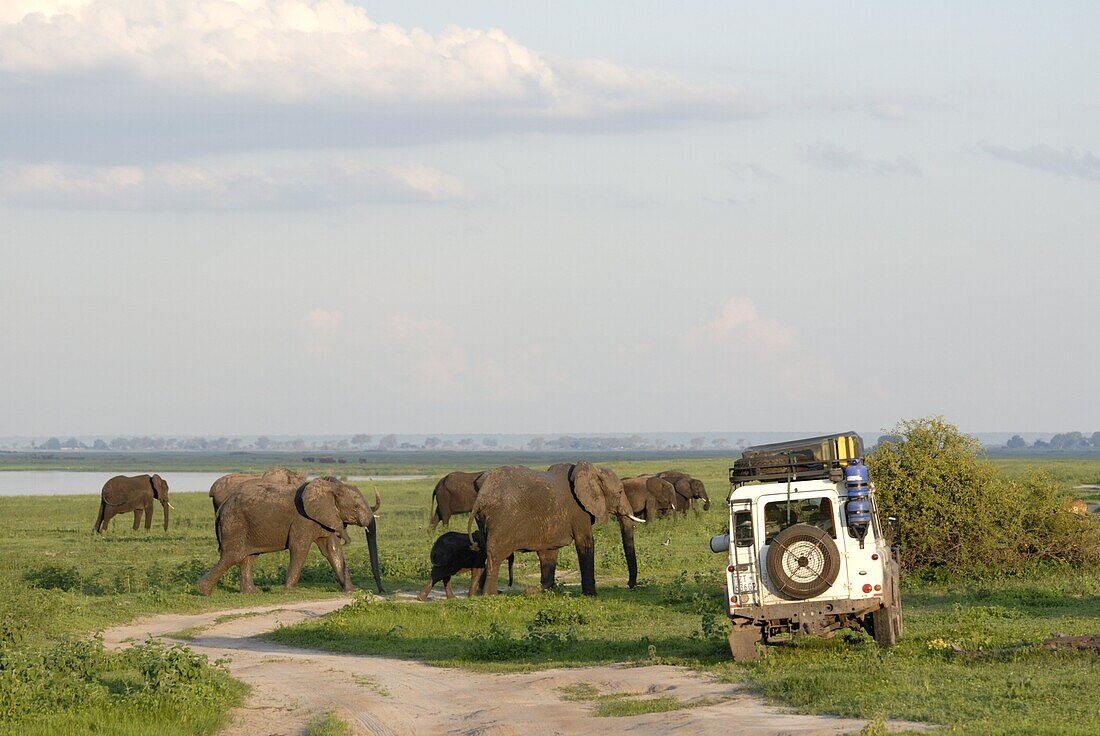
729,432,864,486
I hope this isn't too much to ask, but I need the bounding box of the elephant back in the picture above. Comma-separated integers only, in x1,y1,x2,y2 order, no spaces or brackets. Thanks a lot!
102,475,147,505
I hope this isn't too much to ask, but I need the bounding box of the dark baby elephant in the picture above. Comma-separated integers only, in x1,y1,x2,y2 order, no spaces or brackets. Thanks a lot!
417,531,514,600
94,474,173,533
197,478,384,595
428,471,484,529
471,462,644,597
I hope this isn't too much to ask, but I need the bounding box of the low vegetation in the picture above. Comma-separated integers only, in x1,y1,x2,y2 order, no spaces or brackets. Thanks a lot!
1,440,1097,734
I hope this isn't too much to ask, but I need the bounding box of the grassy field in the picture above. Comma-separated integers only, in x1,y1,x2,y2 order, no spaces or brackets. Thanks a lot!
1,454,1098,734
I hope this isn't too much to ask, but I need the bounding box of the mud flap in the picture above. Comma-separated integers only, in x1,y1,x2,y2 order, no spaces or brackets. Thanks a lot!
728,621,764,661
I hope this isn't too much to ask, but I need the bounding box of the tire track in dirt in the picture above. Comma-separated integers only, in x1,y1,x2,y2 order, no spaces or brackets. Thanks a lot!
102,598,928,735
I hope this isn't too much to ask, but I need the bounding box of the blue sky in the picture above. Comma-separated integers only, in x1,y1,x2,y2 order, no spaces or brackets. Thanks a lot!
1,1,1097,436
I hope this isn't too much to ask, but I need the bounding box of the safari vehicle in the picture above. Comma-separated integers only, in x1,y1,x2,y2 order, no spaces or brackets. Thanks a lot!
710,432,901,660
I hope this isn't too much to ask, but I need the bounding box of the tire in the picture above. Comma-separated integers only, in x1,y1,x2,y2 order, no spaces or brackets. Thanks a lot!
871,604,899,648
728,621,763,661
765,524,840,600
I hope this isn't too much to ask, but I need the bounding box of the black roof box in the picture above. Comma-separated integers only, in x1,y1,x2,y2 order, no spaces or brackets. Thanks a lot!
729,432,864,485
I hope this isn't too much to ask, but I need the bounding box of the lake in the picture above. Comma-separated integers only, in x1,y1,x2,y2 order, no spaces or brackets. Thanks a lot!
0,472,428,496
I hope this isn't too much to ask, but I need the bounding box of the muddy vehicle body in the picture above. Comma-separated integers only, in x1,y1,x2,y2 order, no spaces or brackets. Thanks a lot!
711,433,902,660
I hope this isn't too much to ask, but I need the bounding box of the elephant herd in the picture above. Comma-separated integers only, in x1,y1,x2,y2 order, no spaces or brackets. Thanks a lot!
93,464,708,599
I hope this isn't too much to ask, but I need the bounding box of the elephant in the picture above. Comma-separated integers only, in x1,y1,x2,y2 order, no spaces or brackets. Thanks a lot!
656,471,710,514
197,478,383,595
94,474,173,533
428,471,483,529
417,530,514,600
470,462,644,597
622,475,678,520
209,467,306,513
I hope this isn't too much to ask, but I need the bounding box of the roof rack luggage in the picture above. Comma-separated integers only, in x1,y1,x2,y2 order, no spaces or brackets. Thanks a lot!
729,432,864,486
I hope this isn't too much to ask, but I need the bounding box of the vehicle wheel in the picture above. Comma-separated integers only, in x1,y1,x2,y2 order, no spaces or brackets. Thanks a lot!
765,524,840,600
728,621,764,661
871,604,900,648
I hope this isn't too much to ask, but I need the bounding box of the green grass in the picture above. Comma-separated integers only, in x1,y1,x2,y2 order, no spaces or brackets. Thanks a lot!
558,682,722,717
304,711,352,736
1,454,1097,734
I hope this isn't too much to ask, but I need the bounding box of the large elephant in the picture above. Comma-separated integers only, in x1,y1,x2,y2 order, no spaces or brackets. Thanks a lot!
209,467,306,512
428,471,483,529
470,462,643,597
622,475,677,520
197,478,383,595
657,471,710,513
94,474,172,533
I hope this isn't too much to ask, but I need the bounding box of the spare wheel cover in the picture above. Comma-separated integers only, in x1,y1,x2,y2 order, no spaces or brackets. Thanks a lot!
765,523,840,600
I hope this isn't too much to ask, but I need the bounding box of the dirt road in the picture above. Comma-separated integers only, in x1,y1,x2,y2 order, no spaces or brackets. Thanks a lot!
103,598,926,735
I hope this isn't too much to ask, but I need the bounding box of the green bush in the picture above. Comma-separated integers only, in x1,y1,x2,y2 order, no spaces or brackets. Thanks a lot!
868,417,1100,572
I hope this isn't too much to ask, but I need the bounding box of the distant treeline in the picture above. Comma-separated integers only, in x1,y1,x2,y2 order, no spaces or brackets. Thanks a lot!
1003,432,1100,452
23,433,740,453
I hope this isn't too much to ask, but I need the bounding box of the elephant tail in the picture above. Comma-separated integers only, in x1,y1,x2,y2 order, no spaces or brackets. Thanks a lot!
94,500,106,533
467,496,481,551
214,508,224,553
428,477,444,529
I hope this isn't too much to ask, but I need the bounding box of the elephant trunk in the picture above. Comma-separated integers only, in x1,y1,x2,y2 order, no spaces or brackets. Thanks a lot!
365,519,384,594
700,490,710,511
619,516,638,589
161,499,170,531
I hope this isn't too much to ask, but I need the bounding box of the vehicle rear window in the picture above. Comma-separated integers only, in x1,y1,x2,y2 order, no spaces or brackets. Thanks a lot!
763,497,835,542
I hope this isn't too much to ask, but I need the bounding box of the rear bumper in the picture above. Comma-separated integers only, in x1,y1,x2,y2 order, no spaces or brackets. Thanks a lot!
729,596,883,626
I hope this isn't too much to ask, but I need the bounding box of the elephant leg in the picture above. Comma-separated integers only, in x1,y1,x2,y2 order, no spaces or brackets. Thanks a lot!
468,568,484,596
417,579,436,601
536,549,560,590
285,544,309,589
144,502,153,530
197,551,247,595
100,507,114,532
619,516,638,590
575,536,597,597
132,509,141,531
239,555,258,594
443,576,455,599
316,537,352,591
481,553,503,596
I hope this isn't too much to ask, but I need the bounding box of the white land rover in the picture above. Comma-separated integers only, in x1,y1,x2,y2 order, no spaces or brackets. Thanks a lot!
710,433,902,660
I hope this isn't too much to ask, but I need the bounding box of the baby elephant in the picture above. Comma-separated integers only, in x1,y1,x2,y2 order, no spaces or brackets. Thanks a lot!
418,531,514,600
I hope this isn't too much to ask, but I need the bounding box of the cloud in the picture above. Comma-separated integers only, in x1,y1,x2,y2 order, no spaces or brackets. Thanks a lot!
801,141,921,177
0,159,465,209
0,0,757,162
687,296,796,350
302,308,340,335
978,144,1100,182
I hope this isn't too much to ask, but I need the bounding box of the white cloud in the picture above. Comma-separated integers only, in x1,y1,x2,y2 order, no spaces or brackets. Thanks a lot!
688,296,796,350
801,141,921,177
0,0,753,162
978,144,1100,182
303,308,340,335
0,159,465,209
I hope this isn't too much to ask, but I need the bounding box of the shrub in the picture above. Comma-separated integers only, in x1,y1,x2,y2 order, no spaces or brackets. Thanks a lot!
868,417,1100,572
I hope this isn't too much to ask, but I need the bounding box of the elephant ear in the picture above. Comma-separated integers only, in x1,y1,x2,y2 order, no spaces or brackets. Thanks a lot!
149,475,162,500
570,461,607,523
300,480,342,533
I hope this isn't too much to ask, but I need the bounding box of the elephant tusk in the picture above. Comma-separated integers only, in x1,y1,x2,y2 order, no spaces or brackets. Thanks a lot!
166,502,176,509
628,514,646,524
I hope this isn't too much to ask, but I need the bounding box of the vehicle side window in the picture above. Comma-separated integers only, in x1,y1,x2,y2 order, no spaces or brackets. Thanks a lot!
733,510,753,547
763,497,835,543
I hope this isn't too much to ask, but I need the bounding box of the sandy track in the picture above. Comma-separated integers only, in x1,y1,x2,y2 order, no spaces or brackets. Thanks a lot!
103,598,925,736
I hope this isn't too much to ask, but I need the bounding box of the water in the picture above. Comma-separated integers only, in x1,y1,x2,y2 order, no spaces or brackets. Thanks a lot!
0,471,428,496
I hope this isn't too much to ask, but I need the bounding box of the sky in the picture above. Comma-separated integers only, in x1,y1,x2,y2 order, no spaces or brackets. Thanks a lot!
1,0,1098,437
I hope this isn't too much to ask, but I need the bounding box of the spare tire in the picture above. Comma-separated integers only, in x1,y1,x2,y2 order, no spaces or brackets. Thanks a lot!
765,523,840,600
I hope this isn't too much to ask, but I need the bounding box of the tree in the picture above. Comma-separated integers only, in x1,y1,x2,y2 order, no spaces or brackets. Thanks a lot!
378,434,398,451
92,439,108,450
352,434,372,447
41,437,61,451
1006,434,1027,449
527,437,545,451
424,437,442,449
481,438,498,448
690,437,706,450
